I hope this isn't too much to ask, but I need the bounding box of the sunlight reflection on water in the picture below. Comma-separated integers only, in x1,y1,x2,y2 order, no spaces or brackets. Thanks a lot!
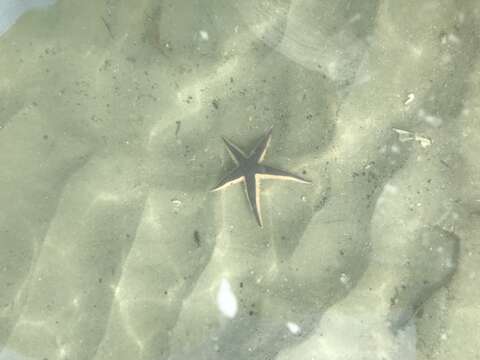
0,0,55,36
0,348,34,360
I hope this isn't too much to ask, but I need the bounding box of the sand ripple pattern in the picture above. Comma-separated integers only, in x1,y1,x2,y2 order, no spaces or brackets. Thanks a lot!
0,1,478,359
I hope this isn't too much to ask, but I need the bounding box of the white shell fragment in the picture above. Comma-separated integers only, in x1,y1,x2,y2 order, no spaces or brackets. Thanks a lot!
286,322,302,335
404,93,415,105
392,128,432,148
217,279,238,318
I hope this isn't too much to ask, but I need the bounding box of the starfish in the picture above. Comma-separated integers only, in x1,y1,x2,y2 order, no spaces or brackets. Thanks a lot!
211,127,311,228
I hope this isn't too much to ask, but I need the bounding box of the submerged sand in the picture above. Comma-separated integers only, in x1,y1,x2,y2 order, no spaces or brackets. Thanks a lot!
0,1,479,359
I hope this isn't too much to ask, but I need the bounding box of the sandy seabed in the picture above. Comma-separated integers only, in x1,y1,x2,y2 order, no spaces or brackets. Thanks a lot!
0,1,479,359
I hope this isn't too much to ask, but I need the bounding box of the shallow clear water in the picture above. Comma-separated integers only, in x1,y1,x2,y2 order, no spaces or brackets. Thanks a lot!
0,1,479,359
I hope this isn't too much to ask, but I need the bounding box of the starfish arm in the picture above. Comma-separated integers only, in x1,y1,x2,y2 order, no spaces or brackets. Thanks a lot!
258,165,311,184
210,167,244,192
222,137,247,164
245,174,263,227
251,126,273,162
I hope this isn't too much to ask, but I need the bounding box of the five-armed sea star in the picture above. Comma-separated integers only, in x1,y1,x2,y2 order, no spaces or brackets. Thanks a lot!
211,127,311,227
